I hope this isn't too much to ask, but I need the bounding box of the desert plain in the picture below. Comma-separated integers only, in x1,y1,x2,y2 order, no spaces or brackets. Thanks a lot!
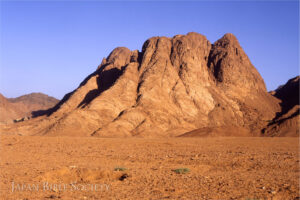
0,135,299,200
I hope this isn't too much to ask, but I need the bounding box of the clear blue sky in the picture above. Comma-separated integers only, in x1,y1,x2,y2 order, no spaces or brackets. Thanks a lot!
0,1,299,99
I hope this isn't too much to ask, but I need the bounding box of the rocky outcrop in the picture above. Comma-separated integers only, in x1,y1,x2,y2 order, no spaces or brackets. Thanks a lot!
2,32,283,137
262,76,299,137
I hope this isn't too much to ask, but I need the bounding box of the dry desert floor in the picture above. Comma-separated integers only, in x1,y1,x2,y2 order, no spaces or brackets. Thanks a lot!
0,135,299,200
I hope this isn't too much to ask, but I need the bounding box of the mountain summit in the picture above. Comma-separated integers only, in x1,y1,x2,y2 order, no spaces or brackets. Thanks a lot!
3,32,293,137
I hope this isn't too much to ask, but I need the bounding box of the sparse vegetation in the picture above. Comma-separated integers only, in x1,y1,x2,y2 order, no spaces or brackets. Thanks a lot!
173,168,190,174
114,167,127,171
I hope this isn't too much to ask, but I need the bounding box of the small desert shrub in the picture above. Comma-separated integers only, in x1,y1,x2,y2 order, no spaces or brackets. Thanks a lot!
172,168,190,174
114,167,127,171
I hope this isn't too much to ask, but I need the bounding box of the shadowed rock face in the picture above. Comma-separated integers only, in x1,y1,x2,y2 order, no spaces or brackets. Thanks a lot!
262,76,299,137
3,32,283,137
274,76,299,115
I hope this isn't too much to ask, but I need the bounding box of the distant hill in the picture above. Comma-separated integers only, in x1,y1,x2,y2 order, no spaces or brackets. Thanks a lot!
0,93,59,124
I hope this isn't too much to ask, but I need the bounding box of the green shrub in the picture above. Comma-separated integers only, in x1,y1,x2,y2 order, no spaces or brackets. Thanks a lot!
173,168,190,174
114,167,127,171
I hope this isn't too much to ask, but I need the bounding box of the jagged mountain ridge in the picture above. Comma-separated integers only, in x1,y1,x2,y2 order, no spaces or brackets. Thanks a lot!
2,32,282,136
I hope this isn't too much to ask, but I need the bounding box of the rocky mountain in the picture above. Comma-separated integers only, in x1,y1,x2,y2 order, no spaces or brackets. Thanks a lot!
2,32,287,137
3,32,298,137
262,76,299,136
0,93,58,124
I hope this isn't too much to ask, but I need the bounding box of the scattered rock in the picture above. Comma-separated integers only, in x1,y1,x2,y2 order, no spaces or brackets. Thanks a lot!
119,173,129,181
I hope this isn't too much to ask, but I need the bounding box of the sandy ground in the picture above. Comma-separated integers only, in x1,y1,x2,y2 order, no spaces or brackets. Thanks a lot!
0,135,299,200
